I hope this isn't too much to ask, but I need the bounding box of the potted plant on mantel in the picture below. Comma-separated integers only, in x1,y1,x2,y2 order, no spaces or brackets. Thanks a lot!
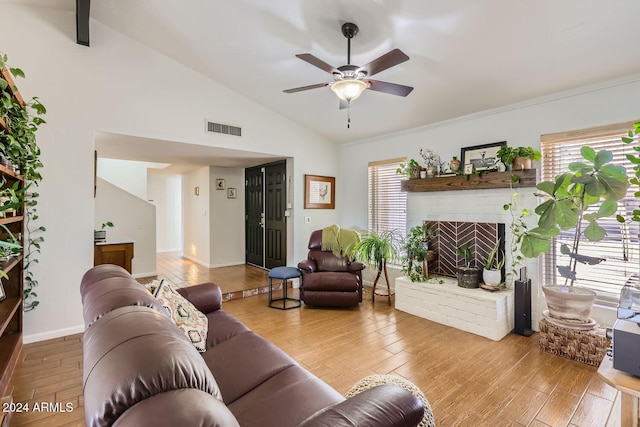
514,147,629,323
496,145,541,170
349,229,400,302
396,158,422,179
419,148,440,177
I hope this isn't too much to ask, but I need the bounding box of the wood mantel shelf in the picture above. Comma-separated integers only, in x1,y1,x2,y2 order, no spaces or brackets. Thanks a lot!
401,169,537,192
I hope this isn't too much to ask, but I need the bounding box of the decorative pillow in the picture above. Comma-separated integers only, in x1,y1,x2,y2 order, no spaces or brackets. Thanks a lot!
142,279,162,294
153,280,208,352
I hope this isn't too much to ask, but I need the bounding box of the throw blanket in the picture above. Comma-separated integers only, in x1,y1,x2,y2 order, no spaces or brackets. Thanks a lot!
321,224,360,259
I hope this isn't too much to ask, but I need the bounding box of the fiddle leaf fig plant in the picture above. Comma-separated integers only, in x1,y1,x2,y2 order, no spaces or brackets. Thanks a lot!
517,146,629,287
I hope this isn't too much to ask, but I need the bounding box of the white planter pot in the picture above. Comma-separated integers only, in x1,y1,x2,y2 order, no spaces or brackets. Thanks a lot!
542,285,596,323
483,268,502,286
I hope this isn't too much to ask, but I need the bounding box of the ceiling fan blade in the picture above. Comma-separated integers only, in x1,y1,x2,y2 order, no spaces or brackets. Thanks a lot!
357,48,409,77
295,54,338,74
366,80,414,97
283,82,329,93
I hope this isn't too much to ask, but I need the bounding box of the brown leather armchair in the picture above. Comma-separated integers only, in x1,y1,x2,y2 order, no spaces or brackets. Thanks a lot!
298,229,365,307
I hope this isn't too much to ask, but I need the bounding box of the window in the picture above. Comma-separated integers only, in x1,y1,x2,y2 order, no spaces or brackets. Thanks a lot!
367,158,407,235
540,122,640,303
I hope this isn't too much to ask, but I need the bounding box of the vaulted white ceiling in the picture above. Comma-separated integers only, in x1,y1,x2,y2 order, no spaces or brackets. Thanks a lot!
6,0,640,146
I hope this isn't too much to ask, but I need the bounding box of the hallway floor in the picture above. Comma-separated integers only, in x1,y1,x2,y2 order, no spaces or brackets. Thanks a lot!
152,251,272,301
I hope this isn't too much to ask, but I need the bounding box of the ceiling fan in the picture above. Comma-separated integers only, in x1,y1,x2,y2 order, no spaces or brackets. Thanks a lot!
283,22,414,107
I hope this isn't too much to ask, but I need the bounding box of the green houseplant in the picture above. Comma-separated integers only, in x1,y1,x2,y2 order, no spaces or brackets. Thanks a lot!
401,223,436,282
349,229,400,302
94,221,114,241
453,241,481,288
396,158,422,179
482,239,505,287
513,146,629,322
621,121,640,223
0,54,46,311
497,145,541,170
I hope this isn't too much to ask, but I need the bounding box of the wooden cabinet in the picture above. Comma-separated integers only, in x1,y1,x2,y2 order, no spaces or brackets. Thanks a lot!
94,240,134,273
0,67,25,397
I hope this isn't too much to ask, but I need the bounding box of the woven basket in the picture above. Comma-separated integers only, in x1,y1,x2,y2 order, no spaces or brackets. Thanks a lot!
347,374,436,427
538,318,610,366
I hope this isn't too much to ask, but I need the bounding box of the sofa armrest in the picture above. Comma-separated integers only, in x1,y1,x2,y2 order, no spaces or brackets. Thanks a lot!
298,259,318,273
348,261,365,273
176,282,222,314
299,384,424,427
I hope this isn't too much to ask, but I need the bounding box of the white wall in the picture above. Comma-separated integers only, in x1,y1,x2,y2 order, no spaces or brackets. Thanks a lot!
182,167,211,266
209,166,245,267
1,4,340,343
94,178,157,277
96,158,156,200
148,174,182,252
340,76,640,329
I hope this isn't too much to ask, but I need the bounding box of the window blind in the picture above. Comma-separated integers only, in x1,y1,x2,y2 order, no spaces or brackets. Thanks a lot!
540,122,640,303
368,158,407,235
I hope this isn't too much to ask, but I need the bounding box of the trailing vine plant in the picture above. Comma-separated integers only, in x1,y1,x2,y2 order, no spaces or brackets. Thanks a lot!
621,121,640,224
0,54,46,311
502,191,530,287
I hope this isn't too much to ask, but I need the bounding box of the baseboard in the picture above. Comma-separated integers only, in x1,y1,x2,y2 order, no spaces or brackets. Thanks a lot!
210,262,245,268
157,248,181,253
24,324,85,344
182,254,212,268
132,271,157,279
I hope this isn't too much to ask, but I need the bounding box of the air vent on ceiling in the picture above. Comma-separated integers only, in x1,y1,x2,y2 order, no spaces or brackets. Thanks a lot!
206,120,242,137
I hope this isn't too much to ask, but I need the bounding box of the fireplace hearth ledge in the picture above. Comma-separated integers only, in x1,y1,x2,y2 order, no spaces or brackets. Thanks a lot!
395,276,514,341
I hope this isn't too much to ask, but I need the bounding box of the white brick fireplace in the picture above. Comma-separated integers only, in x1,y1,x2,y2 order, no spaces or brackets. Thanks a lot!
401,186,541,334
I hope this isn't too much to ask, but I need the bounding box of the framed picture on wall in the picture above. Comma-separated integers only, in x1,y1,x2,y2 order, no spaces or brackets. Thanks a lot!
227,188,237,199
215,179,225,190
304,174,335,209
460,141,506,171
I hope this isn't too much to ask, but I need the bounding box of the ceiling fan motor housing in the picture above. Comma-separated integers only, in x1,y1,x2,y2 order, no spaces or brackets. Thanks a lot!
341,22,359,39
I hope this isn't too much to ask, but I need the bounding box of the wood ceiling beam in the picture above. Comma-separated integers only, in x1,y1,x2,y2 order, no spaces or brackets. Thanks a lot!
76,0,91,46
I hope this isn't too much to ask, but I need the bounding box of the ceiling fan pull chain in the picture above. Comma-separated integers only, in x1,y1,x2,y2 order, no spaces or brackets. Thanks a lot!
347,101,351,128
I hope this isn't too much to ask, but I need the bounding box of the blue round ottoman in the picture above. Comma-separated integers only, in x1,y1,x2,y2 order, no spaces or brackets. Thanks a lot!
268,266,302,310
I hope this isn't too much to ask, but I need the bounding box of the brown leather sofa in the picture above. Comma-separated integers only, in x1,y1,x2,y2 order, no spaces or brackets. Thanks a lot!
80,264,423,427
298,229,365,307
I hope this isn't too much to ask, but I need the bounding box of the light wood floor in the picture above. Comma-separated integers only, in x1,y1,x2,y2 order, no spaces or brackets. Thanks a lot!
8,264,624,426
152,251,270,296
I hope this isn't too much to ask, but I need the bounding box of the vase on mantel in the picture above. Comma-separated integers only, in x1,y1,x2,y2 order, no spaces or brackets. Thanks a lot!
449,158,461,172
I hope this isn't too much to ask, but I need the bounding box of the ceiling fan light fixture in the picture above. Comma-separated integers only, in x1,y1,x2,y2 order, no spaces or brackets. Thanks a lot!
331,79,367,102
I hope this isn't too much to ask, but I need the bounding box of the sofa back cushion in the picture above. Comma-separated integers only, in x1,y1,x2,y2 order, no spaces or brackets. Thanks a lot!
81,265,169,328
83,306,223,427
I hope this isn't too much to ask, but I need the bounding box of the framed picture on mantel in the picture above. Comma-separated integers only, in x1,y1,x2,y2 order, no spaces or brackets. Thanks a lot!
304,174,335,209
461,141,506,171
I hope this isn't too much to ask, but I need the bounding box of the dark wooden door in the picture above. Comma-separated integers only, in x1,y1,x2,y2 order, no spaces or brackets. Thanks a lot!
245,161,287,268
265,161,287,268
245,166,264,266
